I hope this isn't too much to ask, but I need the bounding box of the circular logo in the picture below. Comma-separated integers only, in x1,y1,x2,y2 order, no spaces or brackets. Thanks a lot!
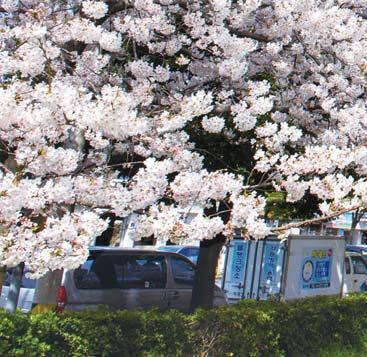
302,260,314,282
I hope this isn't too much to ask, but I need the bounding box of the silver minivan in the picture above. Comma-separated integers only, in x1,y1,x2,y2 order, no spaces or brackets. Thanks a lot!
55,247,227,312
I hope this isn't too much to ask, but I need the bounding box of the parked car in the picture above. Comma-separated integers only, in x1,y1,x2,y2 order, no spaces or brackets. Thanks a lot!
156,245,200,264
346,244,367,255
343,251,367,294
29,247,227,312
0,268,36,313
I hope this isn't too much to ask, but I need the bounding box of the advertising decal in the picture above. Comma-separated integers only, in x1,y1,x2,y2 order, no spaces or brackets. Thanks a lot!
301,248,333,289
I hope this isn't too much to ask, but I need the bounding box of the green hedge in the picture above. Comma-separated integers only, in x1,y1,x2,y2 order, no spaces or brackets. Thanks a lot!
2,294,367,356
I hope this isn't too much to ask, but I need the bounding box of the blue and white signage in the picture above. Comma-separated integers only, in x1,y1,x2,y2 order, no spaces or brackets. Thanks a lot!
283,236,345,300
301,247,333,289
223,240,248,299
259,241,285,300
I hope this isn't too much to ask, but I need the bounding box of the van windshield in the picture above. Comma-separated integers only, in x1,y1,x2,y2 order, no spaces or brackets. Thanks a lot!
351,256,367,275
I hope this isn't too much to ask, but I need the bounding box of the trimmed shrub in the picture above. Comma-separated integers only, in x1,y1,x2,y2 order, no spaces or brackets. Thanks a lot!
192,302,283,357
277,294,367,356
2,294,367,356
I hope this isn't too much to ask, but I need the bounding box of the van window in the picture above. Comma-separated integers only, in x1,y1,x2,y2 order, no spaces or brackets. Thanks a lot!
74,254,167,289
351,256,367,275
74,254,123,289
124,255,167,289
171,257,195,285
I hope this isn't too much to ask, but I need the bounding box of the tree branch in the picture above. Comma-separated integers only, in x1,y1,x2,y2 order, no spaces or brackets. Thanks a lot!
271,203,367,234
229,28,270,43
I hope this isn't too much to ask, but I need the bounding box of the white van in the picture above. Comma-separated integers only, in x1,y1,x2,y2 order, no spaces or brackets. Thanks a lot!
343,251,367,294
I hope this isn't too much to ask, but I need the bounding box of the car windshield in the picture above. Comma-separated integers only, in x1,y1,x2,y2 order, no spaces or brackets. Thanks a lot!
351,255,367,274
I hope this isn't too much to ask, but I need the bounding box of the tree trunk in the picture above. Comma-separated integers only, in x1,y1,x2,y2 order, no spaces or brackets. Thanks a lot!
95,213,116,246
350,209,365,245
351,230,362,245
190,233,226,310
0,266,5,296
5,262,24,313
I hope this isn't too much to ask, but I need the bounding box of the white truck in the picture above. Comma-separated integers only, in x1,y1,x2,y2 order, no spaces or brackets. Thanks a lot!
343,248,367,294
222,236,367,301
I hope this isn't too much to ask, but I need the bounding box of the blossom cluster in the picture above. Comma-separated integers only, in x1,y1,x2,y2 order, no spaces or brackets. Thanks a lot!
1,0,367,274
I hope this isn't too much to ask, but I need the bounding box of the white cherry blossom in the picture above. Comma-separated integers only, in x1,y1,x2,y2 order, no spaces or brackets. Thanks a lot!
2,0,367,275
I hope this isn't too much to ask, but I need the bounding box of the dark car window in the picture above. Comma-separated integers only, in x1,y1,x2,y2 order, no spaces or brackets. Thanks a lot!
345,258,351,274
74,253,167,289
74,254,123,289
171,256,195,285
123,255,167,289
351,256,367,275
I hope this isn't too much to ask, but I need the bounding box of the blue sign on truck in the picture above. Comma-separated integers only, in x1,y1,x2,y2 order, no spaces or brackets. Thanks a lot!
301,248,333,289
223,240,249,299
222,239,285,301
258,241,285,299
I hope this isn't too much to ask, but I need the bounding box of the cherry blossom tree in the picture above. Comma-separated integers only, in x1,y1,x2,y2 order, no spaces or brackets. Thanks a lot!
2,0,367,308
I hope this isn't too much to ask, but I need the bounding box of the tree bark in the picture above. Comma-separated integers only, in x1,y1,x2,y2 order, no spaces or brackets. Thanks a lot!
190,233,226,310
351,230,362,245
350,209,365,245
95,213,116,246
0,266,5,296
190,201,231,310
